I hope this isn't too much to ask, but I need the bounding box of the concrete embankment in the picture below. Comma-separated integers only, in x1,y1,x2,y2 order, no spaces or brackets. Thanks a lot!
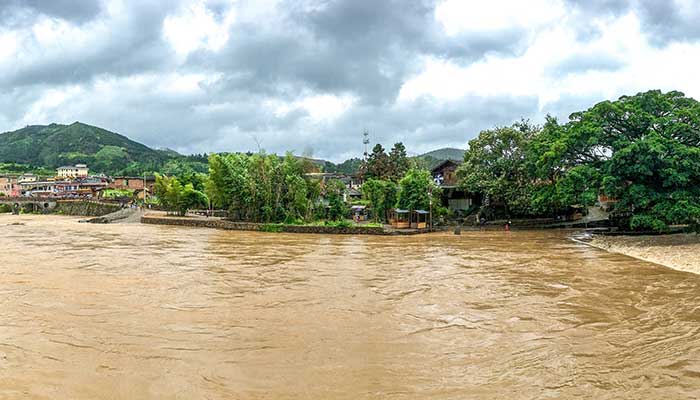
588,233,700,275
54,200,121,217
83,208,143,223
140,215,426,235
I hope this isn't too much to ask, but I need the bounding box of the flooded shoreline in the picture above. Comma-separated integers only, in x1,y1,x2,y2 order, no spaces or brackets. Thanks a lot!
2,214,700,399
589,233,700,276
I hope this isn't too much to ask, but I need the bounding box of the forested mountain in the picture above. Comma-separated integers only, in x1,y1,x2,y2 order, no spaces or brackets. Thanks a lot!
0,122,210,175
413,147,466,170
418,147,466,161
0,122,172,174
0,121,465,176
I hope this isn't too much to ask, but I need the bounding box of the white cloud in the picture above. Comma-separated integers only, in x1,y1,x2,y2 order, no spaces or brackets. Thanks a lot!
162,0,236,58
3,0,700,159
435,0,565,34
401,3,700,120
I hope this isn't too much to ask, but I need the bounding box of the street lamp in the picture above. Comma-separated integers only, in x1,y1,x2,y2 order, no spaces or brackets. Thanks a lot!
428,186,433,231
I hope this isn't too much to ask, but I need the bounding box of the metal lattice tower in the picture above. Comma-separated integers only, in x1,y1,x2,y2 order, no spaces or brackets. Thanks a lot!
362,130,370,159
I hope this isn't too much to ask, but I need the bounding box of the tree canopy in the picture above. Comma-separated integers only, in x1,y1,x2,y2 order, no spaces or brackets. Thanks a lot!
205,152,322,223
457,90,700,231
536,90,700,230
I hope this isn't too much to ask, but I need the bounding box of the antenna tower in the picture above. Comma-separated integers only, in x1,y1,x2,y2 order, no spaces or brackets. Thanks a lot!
362,129,370,159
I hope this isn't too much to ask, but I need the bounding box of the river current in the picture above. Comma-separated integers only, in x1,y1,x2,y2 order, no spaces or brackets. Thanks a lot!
1,215,699,399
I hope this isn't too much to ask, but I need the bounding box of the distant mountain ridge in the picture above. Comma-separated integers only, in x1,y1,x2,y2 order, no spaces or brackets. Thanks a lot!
0,121,466,175
0,122,172,174
418,147,465,161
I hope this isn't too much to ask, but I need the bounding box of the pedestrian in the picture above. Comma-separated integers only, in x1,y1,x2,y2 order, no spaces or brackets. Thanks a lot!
505,220,511,232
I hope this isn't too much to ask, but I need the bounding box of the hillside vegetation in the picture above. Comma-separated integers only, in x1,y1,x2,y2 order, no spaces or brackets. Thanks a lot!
0,122,466,176
0,122,206,175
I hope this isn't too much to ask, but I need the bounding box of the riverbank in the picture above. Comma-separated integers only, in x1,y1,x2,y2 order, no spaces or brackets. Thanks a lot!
589,233,700,275
141,214,430,235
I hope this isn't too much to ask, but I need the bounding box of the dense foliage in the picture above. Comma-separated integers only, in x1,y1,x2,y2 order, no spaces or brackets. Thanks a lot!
458,90,700,231
0,122,210,176
362,142,411,181
0,162,54,176
457,121,537,217
154,174,209,216
536,90,700,230
361,179,398,222
323,158,363,174
396,168,442,212
206,152,322,223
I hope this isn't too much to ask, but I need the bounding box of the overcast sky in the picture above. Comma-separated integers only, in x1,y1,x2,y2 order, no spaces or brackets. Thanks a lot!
1,0,700,161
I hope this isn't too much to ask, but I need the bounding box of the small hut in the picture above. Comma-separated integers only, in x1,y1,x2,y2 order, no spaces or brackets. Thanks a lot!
350,205,368,222
411,210,429,229
391,209,410,229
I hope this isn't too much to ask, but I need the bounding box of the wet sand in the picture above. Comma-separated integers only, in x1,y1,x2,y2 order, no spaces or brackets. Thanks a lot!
590,233,700,275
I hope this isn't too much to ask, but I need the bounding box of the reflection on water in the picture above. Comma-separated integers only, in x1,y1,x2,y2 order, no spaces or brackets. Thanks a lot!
1,214,699,399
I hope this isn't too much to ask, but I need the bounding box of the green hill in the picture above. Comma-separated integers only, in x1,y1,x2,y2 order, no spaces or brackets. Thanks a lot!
413,147,465,170
418,147,465,161
0,122,171,174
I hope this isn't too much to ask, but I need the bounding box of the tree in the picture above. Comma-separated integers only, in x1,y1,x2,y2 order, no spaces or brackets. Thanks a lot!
388,142,410,181
457,121,538,217
325,179,347,221
154,174,208,216
205,152,321,223
362,178,398,223
365,144,390,179
396,168,440,211
534,90,700,230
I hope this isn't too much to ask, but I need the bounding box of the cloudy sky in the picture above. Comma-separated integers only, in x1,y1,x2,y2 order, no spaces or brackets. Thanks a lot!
1,0,700,161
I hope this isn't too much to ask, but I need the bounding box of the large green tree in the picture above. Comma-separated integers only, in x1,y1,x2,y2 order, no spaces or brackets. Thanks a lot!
154,174,208,216
457,121,538,216
205,152,321,223
364,144,390,179
396,168,440,211
362,178,398,222
535,90,700,230
387,142,410,181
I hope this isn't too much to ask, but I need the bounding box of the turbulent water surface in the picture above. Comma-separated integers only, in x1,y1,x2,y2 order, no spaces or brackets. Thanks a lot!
1,215,699,399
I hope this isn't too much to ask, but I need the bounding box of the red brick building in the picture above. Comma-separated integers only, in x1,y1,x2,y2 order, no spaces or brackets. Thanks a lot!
109,176,156,193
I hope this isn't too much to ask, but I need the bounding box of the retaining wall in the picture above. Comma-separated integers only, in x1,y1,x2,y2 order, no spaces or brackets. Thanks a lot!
54,200,122,217
140,216,402,235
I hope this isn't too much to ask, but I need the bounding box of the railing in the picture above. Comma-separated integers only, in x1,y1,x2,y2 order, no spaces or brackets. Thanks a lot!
0,196,56,202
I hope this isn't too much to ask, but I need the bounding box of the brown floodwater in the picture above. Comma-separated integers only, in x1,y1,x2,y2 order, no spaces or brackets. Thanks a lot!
1,214,700,399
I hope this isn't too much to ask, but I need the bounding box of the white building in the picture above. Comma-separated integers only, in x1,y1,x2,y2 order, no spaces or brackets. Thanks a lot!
18,173,38,183
57,164,89,178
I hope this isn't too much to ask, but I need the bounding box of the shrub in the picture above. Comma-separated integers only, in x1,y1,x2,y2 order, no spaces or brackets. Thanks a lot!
260,223,284,233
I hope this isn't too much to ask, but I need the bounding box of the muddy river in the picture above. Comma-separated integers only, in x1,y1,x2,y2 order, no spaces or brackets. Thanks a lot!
1,215,699,399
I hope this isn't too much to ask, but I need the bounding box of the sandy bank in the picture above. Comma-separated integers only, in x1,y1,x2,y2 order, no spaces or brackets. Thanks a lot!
590,233,700,275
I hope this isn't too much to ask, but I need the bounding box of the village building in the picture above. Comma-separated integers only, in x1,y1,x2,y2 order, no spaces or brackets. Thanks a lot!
57,164,89,178
20,176,108,198
108,176,155,192
431,160,480,214
0,176,22,197
18,173,38,183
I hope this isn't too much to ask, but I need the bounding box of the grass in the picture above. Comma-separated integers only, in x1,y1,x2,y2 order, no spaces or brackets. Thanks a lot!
258,219,384,232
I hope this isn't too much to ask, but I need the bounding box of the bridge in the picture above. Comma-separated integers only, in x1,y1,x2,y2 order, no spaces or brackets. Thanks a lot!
0,197,58,214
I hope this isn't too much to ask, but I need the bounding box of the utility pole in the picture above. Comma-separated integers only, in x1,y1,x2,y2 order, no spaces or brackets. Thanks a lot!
429,186,433,231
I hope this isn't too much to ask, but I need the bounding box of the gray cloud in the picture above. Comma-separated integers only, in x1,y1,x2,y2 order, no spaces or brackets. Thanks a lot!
550,53,625,77
636,0,700,45
1,0,699,161
0,0,104,26
1,2,181,88
565,0,700,45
